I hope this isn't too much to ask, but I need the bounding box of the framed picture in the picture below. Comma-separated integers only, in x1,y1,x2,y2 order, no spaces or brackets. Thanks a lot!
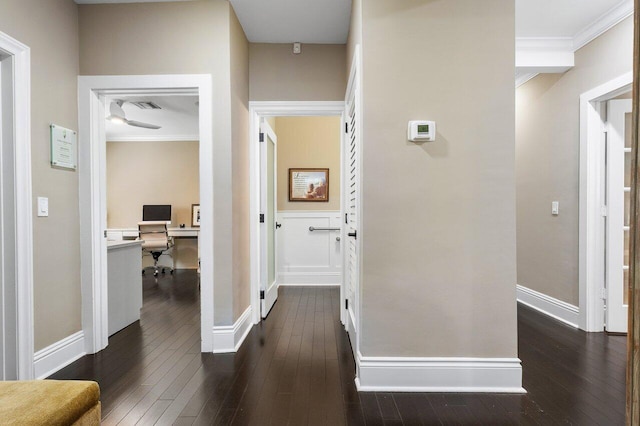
191,204,200,227
289,168,329,202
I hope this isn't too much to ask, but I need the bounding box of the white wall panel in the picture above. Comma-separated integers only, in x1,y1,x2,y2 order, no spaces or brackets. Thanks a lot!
277,211,342,285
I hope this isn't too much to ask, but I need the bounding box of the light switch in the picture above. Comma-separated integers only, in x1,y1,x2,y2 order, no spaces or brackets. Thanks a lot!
37,197,48,217
552,201,559,216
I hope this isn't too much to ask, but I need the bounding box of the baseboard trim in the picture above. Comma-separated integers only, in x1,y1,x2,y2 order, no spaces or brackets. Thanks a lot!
212,306,253,353
278,272,340,285
355,352,525,393
516,285,579,328
278,283,340,287
34,331,86,379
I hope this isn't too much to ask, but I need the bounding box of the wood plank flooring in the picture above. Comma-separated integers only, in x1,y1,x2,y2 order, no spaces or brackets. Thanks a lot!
50,271,627,425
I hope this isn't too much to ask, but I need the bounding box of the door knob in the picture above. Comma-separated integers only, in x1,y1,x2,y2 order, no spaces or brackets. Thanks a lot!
336,236,341,242
275,222,282,229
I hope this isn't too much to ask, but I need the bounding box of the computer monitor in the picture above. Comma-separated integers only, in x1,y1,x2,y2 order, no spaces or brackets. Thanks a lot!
142,205,172,222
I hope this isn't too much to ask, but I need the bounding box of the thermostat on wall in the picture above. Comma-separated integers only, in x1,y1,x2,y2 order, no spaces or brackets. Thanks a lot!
408,120,436,142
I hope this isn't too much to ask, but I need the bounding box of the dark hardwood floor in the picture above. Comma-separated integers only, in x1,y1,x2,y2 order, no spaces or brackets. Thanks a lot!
50,272,627,425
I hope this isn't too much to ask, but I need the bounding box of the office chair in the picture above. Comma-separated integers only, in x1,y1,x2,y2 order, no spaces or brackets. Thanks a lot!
138,221,174,276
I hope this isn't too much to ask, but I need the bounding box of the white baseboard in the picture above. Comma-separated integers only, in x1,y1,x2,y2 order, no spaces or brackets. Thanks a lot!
516,284,579,328
34,331,86,379
355,352,524,393
279,282,340,287
212,306,253,353
278,272,341,285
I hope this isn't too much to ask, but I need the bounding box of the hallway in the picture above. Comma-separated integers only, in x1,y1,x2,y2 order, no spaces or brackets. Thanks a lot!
51,282,626,425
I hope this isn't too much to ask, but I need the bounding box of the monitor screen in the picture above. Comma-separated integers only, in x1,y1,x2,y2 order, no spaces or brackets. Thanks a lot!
142,205,171,222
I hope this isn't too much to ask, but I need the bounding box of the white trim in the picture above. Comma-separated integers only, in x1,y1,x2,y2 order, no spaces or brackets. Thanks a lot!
573,0,634,51
249,101,346,326
0,31,34,380
33,331,85,380
579,72,633,331
106,134,200,142
79,74,214,353
515,37,574,74
516,285,579,328
355,352,525,393
515,72,539,88
212,306,253,353
279,283,340,287
278,274,341,285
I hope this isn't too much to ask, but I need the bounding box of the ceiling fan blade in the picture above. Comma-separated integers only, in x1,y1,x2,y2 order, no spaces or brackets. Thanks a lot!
110,100,126,119
125,119,162,130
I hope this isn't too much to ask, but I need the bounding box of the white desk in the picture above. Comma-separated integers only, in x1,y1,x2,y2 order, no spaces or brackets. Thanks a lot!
107,227,200,270
107,240,143,336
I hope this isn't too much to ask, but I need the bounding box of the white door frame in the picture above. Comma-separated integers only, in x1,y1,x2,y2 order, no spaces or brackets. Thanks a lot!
0,31,34,380
78,74,214,353
579,71,632,331
248,101,346,325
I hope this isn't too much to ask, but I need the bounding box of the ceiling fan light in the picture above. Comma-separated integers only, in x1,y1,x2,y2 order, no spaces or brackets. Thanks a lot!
107,115,125,125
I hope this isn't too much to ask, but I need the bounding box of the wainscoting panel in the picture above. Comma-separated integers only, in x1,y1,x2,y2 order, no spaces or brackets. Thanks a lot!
277,211,342,285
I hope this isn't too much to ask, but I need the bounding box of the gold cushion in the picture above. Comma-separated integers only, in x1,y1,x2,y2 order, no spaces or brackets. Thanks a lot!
0,380,100,426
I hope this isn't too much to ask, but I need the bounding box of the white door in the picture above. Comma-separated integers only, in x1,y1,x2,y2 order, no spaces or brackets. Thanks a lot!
605,99,632,333
260,120,278,318
344,83,360,344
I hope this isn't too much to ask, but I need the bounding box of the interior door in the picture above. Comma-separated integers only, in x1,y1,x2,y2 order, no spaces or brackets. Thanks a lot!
605,98,632,333
345,92,359,344
260,120,278,318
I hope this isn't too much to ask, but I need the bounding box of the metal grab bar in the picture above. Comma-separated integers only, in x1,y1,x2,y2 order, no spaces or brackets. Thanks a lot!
309,226,341,232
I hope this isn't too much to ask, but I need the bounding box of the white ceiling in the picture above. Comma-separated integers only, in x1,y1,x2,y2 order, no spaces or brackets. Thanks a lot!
105,95,199,142
229,0,352,44
516,0,625,38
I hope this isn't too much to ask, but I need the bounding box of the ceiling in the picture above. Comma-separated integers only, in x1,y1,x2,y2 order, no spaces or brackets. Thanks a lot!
516,0,625,38
229,0,352,44
105,95,199,142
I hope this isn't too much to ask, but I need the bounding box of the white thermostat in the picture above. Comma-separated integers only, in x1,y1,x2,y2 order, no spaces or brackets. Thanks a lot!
408,120,436,142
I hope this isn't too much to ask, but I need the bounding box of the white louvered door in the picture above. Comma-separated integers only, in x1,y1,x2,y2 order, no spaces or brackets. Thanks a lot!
344,52,361,345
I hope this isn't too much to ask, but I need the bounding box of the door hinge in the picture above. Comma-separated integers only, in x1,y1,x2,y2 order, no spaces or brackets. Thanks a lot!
259,132,264,142
601,288,607,300
259,213,265,223
345,299,349,310
345,213,348,224
601,206,607,217
345,122,348,133
260,290,265,300
104,230,107,238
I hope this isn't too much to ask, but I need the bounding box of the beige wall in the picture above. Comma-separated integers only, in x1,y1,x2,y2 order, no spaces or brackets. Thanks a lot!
106,141,199,228
346,0,362,76
360,0,517,357
250,43,346,101
106,141,199,269
275,116,341,211
79,0,245,325
0,0,81,351
516,17,633,305
230,6,251,321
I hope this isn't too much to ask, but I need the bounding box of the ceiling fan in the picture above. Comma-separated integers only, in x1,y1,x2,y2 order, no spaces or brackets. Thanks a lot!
106,99,162,129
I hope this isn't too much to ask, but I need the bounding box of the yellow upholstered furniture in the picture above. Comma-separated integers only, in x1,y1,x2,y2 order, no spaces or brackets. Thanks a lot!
0,380,100,425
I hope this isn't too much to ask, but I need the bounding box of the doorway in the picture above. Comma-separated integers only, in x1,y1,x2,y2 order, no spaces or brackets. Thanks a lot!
78,75,214,354
0,31,34,380
249,102,347,326
579,71,633,332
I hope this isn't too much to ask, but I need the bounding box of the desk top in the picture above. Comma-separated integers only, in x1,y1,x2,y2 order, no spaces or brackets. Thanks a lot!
107,240,143,250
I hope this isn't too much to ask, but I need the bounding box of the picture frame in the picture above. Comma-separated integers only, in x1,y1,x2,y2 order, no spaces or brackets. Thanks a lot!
191,204,200,227
289,168,329,202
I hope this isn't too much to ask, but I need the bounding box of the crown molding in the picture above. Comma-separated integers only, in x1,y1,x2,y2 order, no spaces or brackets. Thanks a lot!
515,72,539,88
75,0,195,4
573,0,633,51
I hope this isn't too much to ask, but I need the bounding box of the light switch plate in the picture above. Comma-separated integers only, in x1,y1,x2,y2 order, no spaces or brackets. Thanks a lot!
552,201,559,216
37,197,48,217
